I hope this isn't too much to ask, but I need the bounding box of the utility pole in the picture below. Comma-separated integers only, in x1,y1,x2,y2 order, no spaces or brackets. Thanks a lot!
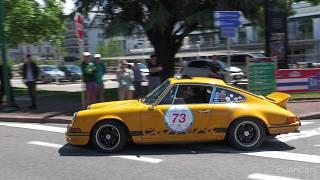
0,0,16,112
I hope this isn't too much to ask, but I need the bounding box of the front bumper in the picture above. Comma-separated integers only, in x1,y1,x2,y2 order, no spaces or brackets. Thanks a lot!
268,121,301,135
65,125,90,145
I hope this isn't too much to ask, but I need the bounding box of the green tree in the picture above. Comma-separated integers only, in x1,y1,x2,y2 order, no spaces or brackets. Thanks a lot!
105,39,124,58
96,41,108,57
4,0,65,45
77,0,320,78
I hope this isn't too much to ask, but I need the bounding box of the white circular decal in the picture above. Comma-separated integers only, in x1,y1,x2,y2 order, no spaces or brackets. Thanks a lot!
164,105,194,133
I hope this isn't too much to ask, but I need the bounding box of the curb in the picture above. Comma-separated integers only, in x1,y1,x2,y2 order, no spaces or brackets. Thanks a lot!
0,115,71,124
299,114,320,120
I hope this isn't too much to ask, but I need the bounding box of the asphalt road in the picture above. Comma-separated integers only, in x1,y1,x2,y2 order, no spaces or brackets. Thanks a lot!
0,120,319,180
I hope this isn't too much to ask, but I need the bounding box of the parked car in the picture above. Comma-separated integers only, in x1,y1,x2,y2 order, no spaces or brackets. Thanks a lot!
66,77,300,153
126,63,149,82
181,59,245,82
59,65,82,82
38,65,65,83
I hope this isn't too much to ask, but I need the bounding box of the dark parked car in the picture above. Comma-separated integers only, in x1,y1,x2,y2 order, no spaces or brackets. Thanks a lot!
59,65,82,82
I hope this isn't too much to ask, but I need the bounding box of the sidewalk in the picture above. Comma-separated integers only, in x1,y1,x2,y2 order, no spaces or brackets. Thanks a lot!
0,93,319,124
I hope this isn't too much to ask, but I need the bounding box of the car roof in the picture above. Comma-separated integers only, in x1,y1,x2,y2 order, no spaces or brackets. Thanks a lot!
169,77,226,86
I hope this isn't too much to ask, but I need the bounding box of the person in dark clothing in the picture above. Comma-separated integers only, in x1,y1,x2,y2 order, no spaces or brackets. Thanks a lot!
81,52,97,106
22,54,39,109
147,54,163,92
208,61,225,81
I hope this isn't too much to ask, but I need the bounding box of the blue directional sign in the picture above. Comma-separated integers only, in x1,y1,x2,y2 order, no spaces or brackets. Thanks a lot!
214,11,241,19
221,27,236,38
214,19,241,28
214,11,242,28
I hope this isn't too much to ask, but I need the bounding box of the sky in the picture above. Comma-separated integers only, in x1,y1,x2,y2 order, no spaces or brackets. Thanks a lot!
35,0,75,14
64,0,75,14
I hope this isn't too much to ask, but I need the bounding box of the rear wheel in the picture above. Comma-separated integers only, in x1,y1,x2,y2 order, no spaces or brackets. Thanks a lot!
91,121,128,153
227,118,265,150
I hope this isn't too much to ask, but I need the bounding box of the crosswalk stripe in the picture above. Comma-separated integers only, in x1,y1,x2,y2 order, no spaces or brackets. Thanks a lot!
276,127,320,142
243,151,320,164
27,141,163,164
0,122,66,133
111,155,163,164
28,141,63,148
300,121,315,126
248,173,302,180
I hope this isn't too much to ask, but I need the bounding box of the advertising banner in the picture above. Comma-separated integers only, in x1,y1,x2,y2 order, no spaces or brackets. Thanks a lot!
247,57,277,95
276,69,320,93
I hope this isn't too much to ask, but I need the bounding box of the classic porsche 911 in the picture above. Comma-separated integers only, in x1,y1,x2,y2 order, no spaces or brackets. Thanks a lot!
66,77,300,152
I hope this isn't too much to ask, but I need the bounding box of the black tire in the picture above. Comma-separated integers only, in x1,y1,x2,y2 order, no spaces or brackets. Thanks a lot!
91,121,128,153
227,118,265,150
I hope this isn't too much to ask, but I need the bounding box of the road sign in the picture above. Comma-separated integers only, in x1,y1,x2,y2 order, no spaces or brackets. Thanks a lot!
221,27,236,38
215,20,241,28
214,11,242,28
214,11,241,19
74,12,84,41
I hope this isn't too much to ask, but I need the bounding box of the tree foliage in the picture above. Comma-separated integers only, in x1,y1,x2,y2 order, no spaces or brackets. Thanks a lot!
104,39,124,58
77,0,320,78
4,0,65,45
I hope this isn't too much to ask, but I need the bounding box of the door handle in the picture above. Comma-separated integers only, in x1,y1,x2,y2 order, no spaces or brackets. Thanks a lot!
198,110,211,113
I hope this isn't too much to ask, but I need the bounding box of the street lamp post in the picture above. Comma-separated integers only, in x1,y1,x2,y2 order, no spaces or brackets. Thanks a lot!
0,0,16,112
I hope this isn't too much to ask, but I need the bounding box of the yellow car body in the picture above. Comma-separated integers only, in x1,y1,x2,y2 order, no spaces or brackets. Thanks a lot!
66,77,300,152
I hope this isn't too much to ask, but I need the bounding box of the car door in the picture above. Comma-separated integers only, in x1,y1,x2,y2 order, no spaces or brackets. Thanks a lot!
208,86,247,140
141,84,214,142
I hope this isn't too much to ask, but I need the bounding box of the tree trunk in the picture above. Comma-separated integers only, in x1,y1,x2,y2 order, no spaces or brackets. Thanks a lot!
148,30,182,81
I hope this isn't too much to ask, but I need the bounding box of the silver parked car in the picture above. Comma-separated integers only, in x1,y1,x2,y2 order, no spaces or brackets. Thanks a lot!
181,59,245,82
38,65,65,83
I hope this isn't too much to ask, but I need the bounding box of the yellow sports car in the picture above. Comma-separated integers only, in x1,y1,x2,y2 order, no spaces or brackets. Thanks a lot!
66,77,300,152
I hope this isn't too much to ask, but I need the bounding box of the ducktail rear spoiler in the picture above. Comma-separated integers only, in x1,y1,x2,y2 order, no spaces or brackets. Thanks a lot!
266,92,291,109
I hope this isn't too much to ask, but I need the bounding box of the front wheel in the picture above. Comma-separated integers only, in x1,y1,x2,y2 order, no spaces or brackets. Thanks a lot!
91,121,128,153
227,119,265,150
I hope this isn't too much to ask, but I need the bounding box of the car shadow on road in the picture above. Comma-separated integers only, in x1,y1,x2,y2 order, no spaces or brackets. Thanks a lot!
58,138,295,157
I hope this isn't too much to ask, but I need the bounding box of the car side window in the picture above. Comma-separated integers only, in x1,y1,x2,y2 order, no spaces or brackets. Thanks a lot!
159,86,178,105
173,85,212,104
212,87,246,103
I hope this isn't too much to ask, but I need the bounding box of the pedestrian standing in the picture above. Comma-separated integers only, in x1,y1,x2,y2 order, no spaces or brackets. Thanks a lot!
117,60,134,100
22,54,39,109
81,52,97,106
132,61,142,98
94,54,106,102
147,54,163,92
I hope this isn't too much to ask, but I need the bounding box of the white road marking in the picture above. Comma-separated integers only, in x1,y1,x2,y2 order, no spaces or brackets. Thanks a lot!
276,127,320,142
111,155,163,164
243,151,320,164
248,173,302,180
27,141,163,164
0,122,66,133
28,141,63,148
300,121,315,126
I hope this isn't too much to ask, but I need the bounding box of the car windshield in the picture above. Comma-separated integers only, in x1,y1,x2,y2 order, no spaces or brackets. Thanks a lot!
140,80,170,104
41,66,59,71
66,65,81,73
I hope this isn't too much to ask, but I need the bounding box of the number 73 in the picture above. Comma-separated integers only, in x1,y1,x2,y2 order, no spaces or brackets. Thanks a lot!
172,113,186,123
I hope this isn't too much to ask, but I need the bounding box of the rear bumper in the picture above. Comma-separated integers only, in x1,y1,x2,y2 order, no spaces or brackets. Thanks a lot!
268,121,301,135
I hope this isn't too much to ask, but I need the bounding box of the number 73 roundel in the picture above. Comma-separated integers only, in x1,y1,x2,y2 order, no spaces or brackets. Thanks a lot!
164,105,194,133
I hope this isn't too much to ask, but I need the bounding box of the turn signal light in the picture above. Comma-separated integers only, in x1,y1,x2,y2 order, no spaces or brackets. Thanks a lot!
286,117,297,124
68,128,82,133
